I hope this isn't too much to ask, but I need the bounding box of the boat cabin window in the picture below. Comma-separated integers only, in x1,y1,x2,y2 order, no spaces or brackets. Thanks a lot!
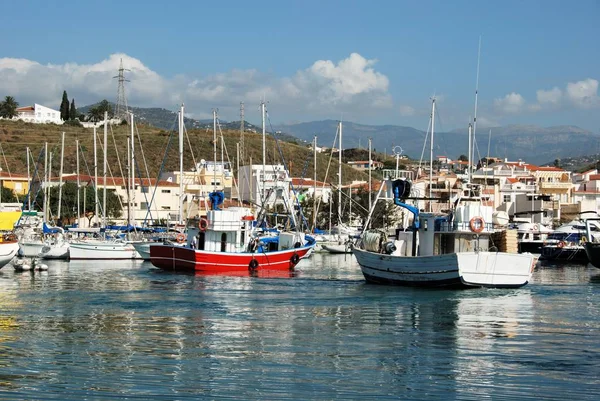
221,233,227,252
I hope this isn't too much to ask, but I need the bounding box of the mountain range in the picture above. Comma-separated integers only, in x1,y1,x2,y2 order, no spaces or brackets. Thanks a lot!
79,103,600,165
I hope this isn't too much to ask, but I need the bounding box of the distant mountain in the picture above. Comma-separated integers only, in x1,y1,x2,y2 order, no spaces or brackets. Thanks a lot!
274,120,600,165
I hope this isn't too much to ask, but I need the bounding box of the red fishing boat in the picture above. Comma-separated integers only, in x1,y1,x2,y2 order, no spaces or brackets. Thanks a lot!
150,201,315,273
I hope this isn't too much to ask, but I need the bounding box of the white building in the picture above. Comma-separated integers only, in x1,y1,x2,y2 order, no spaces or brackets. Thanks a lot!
60,174,181,226
238,164,291,209
14,104,63,124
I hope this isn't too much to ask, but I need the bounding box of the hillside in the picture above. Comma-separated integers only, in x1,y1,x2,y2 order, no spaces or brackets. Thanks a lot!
0,120,377,186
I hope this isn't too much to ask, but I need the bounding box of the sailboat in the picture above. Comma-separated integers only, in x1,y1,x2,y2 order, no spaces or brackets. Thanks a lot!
150,102,315,273
352,98,535,288
38,132,70,260
69,113,138,260
321,121,359,254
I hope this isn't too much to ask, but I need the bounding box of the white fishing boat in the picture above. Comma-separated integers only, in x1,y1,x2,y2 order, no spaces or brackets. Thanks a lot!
352,98,535,288
353,180,535,288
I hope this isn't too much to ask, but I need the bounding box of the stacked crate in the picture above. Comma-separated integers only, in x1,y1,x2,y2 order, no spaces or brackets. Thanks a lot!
491,229,519,253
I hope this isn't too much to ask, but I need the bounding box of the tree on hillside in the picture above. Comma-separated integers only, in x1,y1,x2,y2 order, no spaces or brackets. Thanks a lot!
0,96,19,118
458,154,468,162
60,90,69,121
96,99,114,118
69,99,77,120
87,107,103,122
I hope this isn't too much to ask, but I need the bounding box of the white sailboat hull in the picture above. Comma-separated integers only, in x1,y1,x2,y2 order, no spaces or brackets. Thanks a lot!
38,242,70,260
0,242,20,269
353,248,535,288
69,241,139,260
131,242,151,260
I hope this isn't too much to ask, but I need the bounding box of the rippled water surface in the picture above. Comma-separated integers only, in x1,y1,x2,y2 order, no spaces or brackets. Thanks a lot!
0,255,599,400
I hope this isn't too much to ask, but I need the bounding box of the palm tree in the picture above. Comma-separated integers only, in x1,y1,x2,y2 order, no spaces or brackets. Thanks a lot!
0,96,19,118
87,106,104,123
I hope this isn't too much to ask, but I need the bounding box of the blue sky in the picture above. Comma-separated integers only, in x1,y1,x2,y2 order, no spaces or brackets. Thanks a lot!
1,0,598,131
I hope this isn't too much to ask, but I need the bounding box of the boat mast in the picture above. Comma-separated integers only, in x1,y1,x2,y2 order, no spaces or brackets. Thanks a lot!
429,98,436,212
261,101,266,207
43,142,48,221
179,105,184,225
467,123,473,184
76,139,80,227
313,135,317,231
471,36,482,183
103,111,108,228
213,109,217,193
368,138,372,212
338,121,342,226
57,132,65,223
130,111,135,227
26,147,31,211
93,125,99,227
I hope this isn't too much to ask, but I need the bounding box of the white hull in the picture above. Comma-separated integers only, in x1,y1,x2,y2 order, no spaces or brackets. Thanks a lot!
353,248,535,288
321,243,353,254
69,240,139,260
131,242,151,260
0,242,20,269
38,242,70,260
19,241,44,257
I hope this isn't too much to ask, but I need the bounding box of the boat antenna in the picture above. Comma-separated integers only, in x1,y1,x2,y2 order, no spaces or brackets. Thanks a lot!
471,36,482,183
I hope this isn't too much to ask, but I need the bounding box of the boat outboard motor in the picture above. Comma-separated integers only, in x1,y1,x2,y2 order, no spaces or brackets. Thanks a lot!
383,241,397,254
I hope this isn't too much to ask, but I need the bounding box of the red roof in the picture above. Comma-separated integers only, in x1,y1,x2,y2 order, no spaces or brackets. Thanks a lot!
0,172,28,179
291,178,330,188
507,178,519,184
16,106,34,112
588,174,600,181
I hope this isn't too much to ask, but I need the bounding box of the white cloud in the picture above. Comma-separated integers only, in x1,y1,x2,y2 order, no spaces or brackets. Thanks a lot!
0,52,392,120
398,105,416,116
536,87,562,105
494,92,525,114
566,78,599,108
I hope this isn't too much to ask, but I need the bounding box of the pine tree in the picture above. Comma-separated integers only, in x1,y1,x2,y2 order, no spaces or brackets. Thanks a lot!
70,98,77,120
60,90,69,121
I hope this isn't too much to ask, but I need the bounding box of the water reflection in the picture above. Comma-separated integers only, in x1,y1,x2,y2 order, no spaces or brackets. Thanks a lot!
0,256,597,399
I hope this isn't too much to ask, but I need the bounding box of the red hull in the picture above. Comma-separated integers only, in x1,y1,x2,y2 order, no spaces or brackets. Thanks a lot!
150,244,311,272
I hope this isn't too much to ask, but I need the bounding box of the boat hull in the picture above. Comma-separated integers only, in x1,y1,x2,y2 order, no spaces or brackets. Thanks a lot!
0,242,20,269
321,243,353,254
150,243,312,272
353,248,535,288
518,240,544,254
539,245,588,263
38,243,70,260
69,241,139,260
584,242,600,269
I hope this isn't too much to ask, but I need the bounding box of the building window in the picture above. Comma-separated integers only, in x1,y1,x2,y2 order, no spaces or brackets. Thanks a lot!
161,189,171,193
141,187,149,193
503,195,511,203
140,202,148,210
162,206,171,210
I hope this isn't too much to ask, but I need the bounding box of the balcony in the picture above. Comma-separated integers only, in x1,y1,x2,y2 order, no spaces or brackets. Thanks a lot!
539,182,572,190
500,184,537,192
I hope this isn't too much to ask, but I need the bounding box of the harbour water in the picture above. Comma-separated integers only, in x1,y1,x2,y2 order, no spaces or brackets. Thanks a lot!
0,254,599,400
